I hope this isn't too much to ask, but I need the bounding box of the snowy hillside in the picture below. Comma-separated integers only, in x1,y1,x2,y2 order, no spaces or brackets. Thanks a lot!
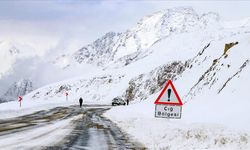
105,32,250,149
1,6,250,149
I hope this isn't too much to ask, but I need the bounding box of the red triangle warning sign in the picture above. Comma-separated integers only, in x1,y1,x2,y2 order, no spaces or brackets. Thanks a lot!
154,80,183,106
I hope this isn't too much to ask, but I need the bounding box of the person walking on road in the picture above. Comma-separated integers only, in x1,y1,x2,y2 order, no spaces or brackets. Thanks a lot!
126,99,129,105
79,97,83,108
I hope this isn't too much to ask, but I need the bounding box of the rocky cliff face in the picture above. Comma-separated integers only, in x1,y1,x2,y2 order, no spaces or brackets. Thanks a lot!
123,61,187,102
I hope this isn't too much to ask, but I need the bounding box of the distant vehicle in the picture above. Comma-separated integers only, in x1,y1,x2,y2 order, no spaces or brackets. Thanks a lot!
112,97,126,106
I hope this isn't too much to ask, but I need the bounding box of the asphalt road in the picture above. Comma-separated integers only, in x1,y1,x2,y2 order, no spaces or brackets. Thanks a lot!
0,105,145,150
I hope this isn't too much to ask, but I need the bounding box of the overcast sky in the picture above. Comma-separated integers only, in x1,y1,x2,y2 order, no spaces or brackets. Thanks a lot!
0,0,250,54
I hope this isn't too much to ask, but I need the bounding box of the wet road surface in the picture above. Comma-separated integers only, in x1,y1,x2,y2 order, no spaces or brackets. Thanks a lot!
0,105,145,150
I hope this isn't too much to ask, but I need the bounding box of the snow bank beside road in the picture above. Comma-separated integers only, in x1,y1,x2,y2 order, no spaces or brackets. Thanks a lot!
104,94,250,150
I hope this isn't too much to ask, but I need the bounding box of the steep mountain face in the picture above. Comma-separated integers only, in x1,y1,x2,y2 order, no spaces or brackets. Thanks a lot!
57,7,220,69
74,32,121,66
107,9,219,68
0,79,33,103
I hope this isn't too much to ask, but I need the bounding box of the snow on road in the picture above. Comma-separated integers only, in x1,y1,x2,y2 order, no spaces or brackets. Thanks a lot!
0,114,80,150
0,106,145,150
49,107,145,149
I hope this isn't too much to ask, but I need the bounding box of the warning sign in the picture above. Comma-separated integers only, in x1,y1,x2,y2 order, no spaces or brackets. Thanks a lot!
18,96,22,102
18,96,23,107
154,80,183,106
154,80,183,119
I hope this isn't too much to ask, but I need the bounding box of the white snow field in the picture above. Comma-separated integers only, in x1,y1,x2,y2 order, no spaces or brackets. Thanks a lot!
1,7,250,149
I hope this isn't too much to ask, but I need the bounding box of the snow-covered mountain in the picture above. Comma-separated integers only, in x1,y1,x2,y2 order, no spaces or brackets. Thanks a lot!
55,7,220,69
21,6,250,107
1,6,250,149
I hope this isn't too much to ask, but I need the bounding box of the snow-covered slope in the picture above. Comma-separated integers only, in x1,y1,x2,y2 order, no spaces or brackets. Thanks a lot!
103,25,250,149
105,32,250,149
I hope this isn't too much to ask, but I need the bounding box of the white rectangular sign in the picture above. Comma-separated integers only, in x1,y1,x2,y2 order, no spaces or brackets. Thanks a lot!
155,104,182,119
